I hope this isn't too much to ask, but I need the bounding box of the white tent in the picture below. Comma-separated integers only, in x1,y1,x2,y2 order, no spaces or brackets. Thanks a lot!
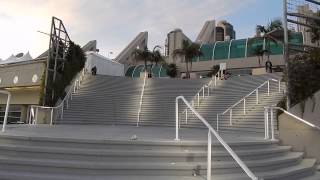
1,52,33,65
85,51,124,77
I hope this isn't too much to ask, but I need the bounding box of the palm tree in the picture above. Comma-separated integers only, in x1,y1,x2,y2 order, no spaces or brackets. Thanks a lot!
173,40,203,78
166,63,178,78
152,45,164,66
132,47,152,77
250,19,283,67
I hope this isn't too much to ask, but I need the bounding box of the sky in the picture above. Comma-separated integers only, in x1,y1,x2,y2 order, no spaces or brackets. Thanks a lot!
0,0,282,60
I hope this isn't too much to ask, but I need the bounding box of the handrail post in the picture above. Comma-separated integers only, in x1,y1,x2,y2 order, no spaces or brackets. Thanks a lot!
175,97,180,141
214,75,217,87
1,92,11,132
61,103,64,119
185,109,188,124
50,108,54,126
256,89,259,104
197,93,200,107
267,80,270,96
270,107,275,141
265,108,270,139
35,107,39,125
264,108,268,139
216,114,219,131
202,87,205,99
243,99,246,115
207,86,210,97
207,130,212,180
230,109,233,125
278,80,281,93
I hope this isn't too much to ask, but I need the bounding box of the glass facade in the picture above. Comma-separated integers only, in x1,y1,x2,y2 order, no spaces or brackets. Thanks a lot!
214,41,229,60
230,39,247,59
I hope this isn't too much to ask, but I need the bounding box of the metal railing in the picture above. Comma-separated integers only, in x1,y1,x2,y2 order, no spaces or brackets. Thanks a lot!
1,90,12,132
28,69,86,125
137,72,147,127
216,78,282,131
181,71,222,124
175,96,259,180
264,106,320,141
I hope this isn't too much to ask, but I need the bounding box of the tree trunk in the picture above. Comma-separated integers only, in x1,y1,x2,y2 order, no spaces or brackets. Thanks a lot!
185,58,189,79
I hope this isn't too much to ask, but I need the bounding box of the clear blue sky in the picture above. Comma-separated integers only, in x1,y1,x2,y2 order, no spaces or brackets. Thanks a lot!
0,0,284,59
222,0,283,39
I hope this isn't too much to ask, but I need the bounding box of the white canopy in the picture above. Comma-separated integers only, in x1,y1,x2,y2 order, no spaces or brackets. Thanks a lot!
1,52,33,65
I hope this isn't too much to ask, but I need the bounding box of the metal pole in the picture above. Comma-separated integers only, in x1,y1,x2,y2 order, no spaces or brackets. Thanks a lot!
175,98,180,141
202,87,205,99
50,108,54,125
207,86,210,97
278,80,281,93
207,130,212,180
271,108,275,141
230,109,233,126
266,109,269,139
1,93,11,132
35,107,39,125
185,109,188,124
264,108,268,139
283,0,290,109
197,93,200,107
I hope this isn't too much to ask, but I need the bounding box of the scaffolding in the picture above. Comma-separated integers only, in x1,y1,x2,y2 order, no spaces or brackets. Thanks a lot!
44,17,71,106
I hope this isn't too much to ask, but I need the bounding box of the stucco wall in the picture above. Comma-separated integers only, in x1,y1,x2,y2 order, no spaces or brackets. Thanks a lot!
279,113,320,162
0,61,45,88
0,88,41,105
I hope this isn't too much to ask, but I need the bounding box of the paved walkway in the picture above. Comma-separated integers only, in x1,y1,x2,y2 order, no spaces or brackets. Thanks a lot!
1,124,266,143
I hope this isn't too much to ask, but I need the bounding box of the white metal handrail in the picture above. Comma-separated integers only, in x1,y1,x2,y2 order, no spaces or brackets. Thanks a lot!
216,78,281,131
137,72,147,127
1,90,12,132
264,106,320,141
29,69,86,125
176,96,259,180
181,71,222,124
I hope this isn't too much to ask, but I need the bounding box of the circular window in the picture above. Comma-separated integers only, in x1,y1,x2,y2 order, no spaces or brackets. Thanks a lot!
32,74,38,83
13,76,19,84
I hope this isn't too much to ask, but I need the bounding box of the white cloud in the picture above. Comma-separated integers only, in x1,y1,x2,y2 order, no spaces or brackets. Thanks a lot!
0,0,254,59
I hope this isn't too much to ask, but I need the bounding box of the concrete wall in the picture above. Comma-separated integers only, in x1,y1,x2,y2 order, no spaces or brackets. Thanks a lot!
0,88,41,105
279,113,320,162
86,52,124,76
174,55,284,73
289,90,320,127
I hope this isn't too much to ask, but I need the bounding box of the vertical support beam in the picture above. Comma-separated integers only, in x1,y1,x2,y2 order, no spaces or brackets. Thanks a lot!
61,103,64,119
283,0,290,109
266,109,270,139
264,108,268,139
202,87,205,99
207,130,212,180
175,97,180,141
278,80,281,93
197,93,200,107
35,107,39,125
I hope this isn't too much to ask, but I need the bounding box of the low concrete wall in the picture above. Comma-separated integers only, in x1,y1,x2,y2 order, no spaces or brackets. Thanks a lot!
279,113,320,162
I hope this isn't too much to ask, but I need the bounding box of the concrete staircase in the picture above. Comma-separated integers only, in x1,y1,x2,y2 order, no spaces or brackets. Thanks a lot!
1,73,317,179
0,133,317,180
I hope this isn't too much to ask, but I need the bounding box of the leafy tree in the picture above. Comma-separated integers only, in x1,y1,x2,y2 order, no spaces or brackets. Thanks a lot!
173,40,203,78
166,63,178,78
151,45,165,66
288,48,320,111
50,41,86,106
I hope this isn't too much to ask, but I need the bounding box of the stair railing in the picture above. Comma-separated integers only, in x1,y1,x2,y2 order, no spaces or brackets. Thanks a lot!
216,78,282,131
181,71,221,125
264,106,320,140
28,69,86,125
175,96,259,180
